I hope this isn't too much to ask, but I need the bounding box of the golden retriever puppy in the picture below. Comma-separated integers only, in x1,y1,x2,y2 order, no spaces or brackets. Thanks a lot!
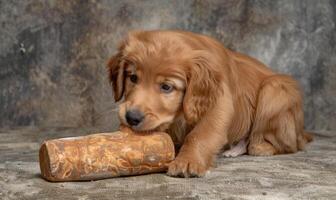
107,30,312,178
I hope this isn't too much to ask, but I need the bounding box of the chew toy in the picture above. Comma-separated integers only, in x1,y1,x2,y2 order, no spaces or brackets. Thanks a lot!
39,127,175,181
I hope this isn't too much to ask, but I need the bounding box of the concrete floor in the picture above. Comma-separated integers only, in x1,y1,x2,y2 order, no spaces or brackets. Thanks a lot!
0,127,335,200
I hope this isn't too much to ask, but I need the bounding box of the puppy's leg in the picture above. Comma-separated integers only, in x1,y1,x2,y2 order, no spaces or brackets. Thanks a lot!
222,138,248,157
167,91,234,178
248,75,308,156
167,119,230,178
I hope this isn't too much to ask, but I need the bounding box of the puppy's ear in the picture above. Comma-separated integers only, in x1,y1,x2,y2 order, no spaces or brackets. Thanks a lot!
107,51,126,102
183,51,224,124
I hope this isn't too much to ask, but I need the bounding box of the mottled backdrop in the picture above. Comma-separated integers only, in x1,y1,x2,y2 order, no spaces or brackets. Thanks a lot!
0,0,335,131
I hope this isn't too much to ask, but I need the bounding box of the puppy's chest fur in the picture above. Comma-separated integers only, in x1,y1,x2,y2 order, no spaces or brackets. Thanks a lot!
167,116,191,150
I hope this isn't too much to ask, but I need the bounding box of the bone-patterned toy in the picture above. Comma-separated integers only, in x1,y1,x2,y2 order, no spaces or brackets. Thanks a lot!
39,127,175,181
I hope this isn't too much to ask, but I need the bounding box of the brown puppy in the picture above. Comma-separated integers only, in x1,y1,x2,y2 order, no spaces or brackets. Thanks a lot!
107,30,312,178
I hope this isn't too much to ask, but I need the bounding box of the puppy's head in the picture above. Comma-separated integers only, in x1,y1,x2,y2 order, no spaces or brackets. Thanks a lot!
108,31,223,132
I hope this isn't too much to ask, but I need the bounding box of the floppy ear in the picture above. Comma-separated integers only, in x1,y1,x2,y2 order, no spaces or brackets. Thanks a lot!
107,52,126,102
183,51,224,124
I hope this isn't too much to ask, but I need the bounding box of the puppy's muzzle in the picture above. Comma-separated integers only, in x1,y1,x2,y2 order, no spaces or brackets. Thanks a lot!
125,109,144,126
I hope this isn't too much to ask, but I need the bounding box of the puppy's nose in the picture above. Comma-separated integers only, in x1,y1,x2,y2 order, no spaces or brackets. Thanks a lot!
125,109,144,126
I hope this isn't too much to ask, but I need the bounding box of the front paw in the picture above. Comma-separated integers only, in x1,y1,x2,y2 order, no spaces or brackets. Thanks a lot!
167,155,208,178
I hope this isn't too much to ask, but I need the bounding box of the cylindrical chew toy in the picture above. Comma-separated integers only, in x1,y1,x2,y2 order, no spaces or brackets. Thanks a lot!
39,127,175,182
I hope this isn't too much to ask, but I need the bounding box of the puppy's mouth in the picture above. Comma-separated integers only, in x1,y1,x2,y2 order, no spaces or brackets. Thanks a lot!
128,123,155,133
119,109,173,133
124,125,162,135
120,117,157,133
123,120,170,134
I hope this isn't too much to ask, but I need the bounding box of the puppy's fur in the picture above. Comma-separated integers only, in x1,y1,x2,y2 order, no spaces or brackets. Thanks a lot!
108,30,312,178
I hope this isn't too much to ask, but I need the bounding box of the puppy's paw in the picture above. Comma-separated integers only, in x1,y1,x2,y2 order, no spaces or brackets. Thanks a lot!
167,156,208,178
248,142,276,156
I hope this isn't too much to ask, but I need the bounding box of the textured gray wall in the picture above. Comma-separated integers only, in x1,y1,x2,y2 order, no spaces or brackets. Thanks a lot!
0,0,335,131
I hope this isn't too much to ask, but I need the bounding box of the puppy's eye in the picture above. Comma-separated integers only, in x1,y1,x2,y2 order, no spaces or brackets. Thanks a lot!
129,74,138,83
160,83,174,93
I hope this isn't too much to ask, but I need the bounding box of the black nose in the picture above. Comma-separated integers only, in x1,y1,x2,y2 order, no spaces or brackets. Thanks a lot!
125,109,144,126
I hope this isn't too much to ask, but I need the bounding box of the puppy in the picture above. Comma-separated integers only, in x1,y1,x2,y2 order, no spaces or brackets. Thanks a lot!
107,30,312,178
